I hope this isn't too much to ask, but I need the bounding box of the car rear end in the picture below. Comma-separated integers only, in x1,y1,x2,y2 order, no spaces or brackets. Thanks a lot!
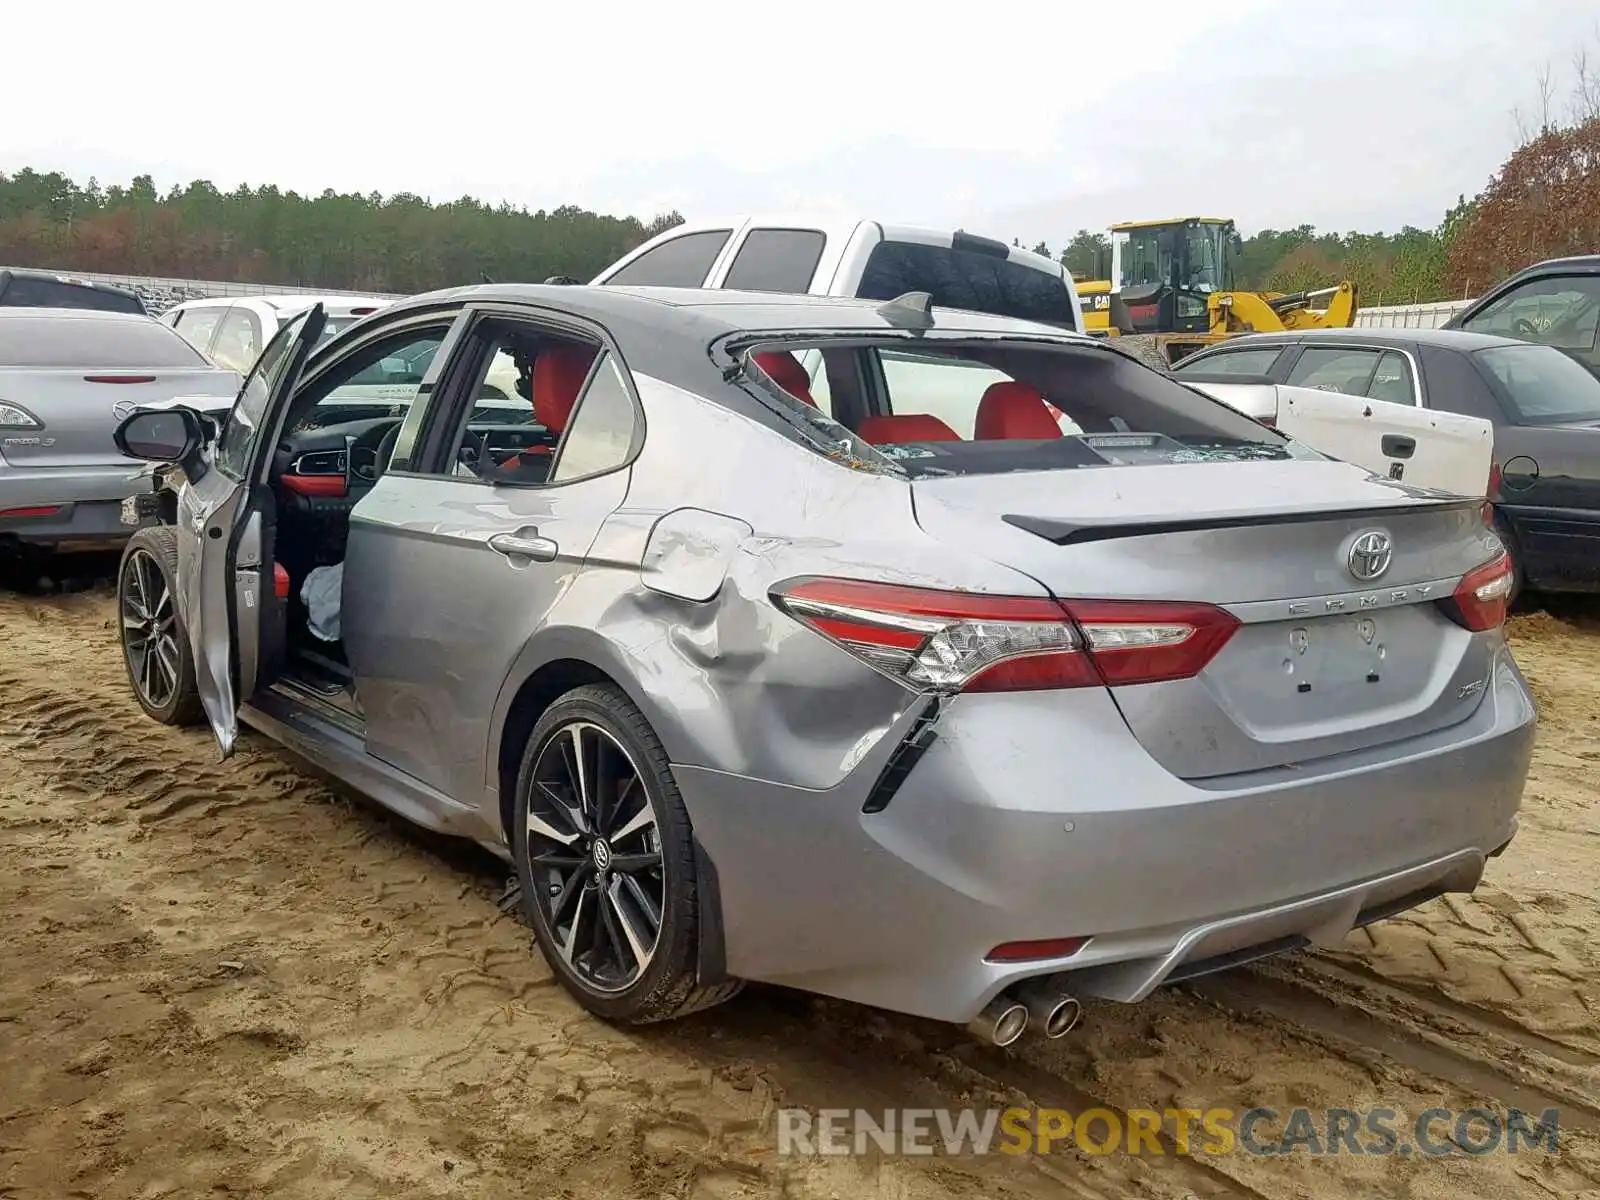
0,309,240,551
694,327,1533,1032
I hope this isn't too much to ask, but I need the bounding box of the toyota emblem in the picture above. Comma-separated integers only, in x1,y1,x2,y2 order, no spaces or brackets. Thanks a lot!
1346,531,1393,582
112,400,139,421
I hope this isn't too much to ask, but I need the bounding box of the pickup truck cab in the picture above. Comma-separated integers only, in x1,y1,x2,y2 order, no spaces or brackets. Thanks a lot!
593,215,1084,330
592,215,1085,412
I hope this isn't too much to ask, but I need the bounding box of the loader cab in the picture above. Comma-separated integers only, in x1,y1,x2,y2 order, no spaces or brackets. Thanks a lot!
1109,218,1240,336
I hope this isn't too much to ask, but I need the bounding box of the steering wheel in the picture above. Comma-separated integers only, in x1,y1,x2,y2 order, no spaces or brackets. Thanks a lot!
373,422,402,481
1512,317,1540,339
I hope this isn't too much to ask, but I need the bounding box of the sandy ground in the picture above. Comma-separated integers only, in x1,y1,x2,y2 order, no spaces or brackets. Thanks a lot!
2,560,1598,1200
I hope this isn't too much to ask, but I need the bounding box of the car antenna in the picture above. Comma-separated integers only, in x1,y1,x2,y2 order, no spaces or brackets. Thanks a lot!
543,275,581,285
876,291,935,334
480,271,496,284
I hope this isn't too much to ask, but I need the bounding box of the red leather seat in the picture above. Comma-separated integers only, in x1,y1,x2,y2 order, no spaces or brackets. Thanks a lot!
975,381,1062,440
753,350,816,407
857,413,961,445
533,344,599,433
495,344,597,474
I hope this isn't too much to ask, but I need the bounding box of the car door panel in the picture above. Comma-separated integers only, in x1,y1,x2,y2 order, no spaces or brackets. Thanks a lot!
1274,384,1493,496
342,469,630,811
180,306,326,756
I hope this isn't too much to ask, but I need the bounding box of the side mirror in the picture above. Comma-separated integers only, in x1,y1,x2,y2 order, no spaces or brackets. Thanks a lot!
114,407,204,464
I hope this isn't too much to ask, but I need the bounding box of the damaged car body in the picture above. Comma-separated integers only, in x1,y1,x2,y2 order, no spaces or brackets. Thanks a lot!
110,283,1536,1043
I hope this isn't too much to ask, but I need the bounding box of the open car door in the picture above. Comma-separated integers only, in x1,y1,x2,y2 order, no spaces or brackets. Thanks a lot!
177,304,327,756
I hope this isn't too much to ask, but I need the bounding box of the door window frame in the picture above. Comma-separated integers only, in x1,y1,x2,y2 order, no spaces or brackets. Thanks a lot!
1281,341,1424,406
396,303,647,489
239,305,472,488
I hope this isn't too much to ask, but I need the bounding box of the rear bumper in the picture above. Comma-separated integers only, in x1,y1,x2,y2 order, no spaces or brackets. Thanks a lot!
0,462,153,547
675,642,1535,1024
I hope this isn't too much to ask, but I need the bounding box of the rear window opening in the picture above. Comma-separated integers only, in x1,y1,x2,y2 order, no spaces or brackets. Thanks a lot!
0,313,210,369
742,337,1307,479
855,241,1077,328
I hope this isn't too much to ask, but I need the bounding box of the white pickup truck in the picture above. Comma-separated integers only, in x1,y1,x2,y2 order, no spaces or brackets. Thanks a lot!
591,215,1085,332
1178,371,1494,498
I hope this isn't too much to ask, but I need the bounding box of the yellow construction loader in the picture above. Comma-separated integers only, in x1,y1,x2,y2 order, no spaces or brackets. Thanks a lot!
1073,217,1359,368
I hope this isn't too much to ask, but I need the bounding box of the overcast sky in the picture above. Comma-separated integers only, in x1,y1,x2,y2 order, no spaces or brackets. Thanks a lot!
3,0,1596,246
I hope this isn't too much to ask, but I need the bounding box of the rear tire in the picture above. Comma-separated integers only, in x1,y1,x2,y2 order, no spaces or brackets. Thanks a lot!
118,526,204,727
512,683,742,1024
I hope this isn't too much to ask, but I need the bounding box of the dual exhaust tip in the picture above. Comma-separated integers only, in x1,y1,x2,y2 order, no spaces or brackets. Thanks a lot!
967,986,1082,1046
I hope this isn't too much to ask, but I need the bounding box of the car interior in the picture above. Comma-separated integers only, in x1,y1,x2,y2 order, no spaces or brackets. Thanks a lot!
257,322,604,717
750,342,1287,471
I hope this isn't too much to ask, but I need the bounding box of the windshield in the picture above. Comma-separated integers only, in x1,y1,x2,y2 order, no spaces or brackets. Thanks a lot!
1184,224,1225,293
0,313,207,368
1475,343,1600,425
744,338,1306,480
1118,229,1171,290
0,274,144,314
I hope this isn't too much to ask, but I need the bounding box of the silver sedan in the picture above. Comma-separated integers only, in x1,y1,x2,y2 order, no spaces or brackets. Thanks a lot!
107,284,1534,1046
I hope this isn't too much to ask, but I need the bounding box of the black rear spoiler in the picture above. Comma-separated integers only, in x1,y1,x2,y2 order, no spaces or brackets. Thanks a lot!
1004,498,1483,547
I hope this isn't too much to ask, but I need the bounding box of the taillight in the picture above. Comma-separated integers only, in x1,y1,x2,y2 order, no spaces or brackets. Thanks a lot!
1440,554,1514,632
1487,460,1502,500
0,401,41,428
83,375,157,384
771,578,1239,693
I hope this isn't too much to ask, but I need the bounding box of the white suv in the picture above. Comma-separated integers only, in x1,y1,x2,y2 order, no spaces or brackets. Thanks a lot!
160,294,393,374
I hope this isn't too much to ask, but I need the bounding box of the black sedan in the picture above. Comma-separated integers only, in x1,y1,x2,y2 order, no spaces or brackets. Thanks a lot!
1172,327,1600,598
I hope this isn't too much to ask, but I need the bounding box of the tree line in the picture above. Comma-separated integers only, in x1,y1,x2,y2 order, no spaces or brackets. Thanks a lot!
0,172,684,294
1,47,1594,305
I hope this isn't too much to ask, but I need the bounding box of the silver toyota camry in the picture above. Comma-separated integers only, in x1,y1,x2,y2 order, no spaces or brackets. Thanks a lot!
109,284,1534,1045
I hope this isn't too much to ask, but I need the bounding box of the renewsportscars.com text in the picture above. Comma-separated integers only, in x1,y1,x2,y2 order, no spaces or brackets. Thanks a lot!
776,1106,1561,1158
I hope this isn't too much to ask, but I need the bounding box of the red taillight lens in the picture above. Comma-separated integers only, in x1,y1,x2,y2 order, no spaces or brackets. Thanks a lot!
1441,554,1514,632
1063,599,1242,685
1487,460,1502,500
272,562,291,600
771,578,1239,693
83,375,157,384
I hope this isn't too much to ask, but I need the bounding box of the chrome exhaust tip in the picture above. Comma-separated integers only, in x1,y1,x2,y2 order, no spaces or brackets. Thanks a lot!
967,994,1030,1046
1020,990,1082,1039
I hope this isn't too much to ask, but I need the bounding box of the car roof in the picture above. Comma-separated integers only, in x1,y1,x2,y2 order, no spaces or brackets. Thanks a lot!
0,305,154,325
171,293,391,310
1199,326,1529,354
1498,253,1600,277
384,282,1092,341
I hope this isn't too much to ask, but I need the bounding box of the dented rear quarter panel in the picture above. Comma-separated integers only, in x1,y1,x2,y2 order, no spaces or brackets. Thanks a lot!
482,370,1051,801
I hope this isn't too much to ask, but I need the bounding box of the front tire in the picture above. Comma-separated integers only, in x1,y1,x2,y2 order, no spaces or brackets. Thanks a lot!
118,526,204,726
512,683,741,1024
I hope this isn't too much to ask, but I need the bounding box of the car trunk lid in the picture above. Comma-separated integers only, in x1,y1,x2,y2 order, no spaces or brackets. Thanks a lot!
0,368,239,468
911,459,1503,779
